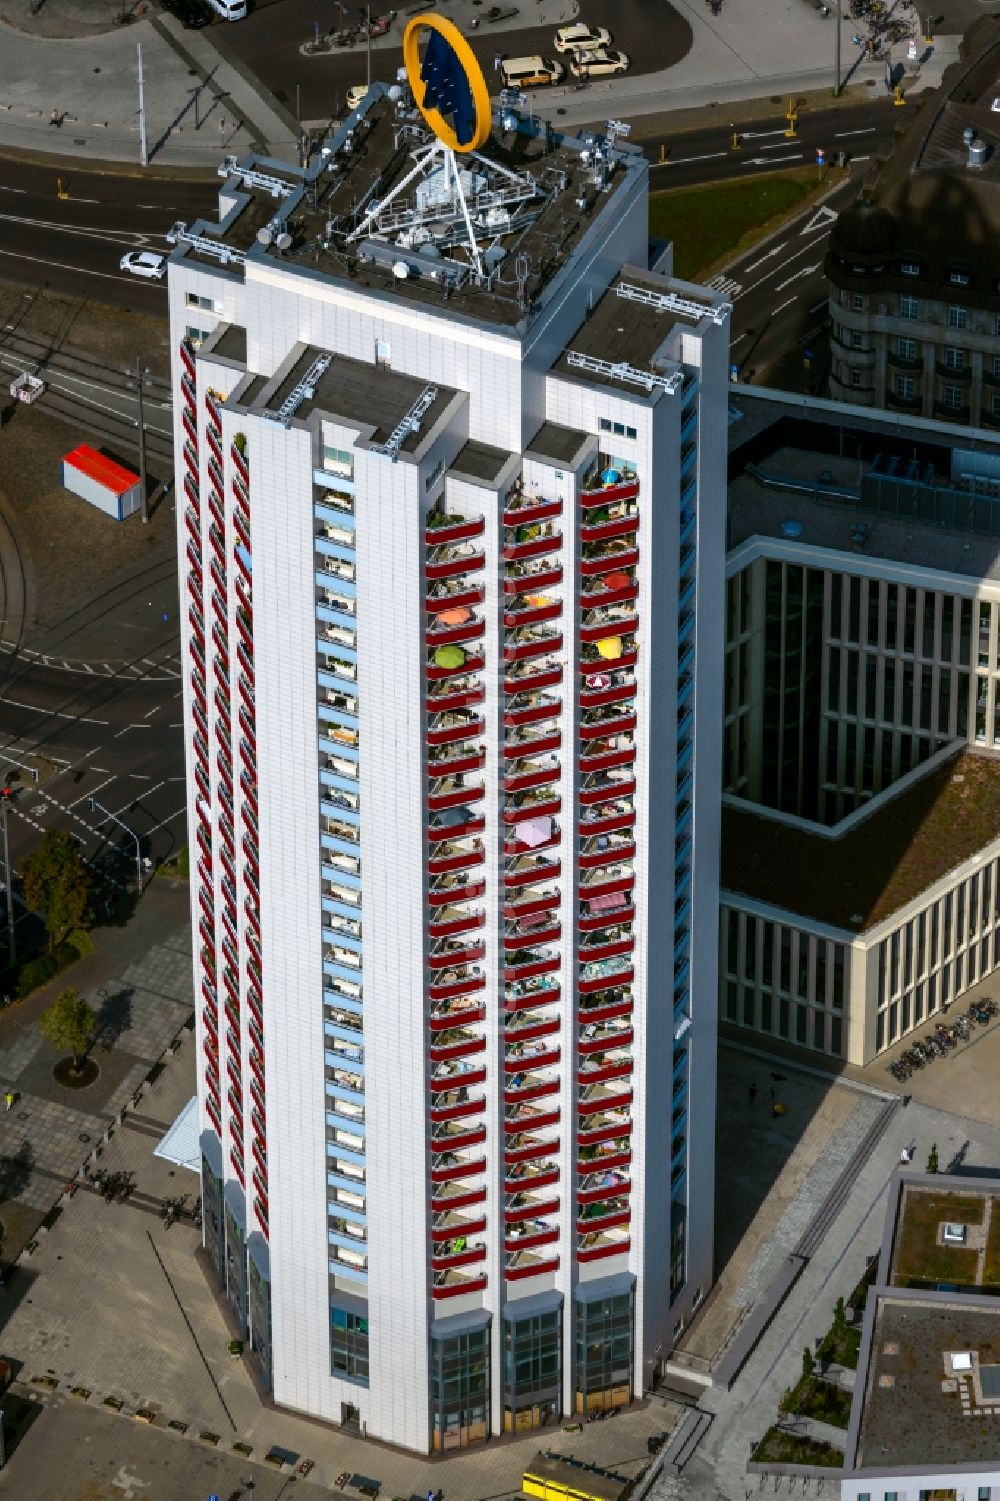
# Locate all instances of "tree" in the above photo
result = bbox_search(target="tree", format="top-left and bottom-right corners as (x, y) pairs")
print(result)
(802, 1346), (815, 1379)
(21, 829), (92, 952)
(927, 1142), (939, 1174)
(833, 1296), (847, 1335)
(38, 988), (96, 1073)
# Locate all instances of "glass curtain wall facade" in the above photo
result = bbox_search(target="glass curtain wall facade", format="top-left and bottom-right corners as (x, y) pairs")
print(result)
(501, 1304), (562, 1432)
(574, 1286), (634, 1414)
(719, 905), (848, 1060)
(430, 1324), (491, 1451)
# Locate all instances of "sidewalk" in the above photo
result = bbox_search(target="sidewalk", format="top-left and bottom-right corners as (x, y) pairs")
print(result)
(0, 11), (297, 169)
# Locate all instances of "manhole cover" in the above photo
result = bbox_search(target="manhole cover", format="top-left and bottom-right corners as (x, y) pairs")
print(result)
(16, 1112), (29, 1121)
(78, 1133), (91, 1143)
(73, 139), (87, 147)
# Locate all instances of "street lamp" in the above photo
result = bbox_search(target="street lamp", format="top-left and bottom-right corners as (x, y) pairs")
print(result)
(88, 798), (142, 897)
(1, 783), (16, 967)
(834, 0), (843, 96)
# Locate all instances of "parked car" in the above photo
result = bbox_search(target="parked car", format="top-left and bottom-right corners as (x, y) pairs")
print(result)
(204, 0), (247, 18)
(162, 0), (212, 24)
(120, 251), (167, 280)
(554, 23), (612, 52)
(569, 46), (630, 77)
(499, 55), (565, 88)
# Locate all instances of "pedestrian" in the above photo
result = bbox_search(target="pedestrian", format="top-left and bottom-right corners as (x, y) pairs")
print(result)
(900, 1147), (911, 1164)
(49, 110), (61, 128)
(748, 1081), (757, 1105)
(4, 1091), (14, 1111)
(427, 1490), (435, 1501)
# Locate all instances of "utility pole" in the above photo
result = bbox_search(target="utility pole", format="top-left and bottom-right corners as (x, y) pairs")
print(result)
(89, 797), (142, 897)
(834, 0), (842, 95)
(0, 789), (15, 969)
(137, 41), (148, 168)
(135, 356), (149, 524)
(365, 4), (372, 92)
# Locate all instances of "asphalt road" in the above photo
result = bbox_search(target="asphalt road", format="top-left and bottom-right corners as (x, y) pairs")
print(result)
(0, 158), (217, 311)
(211, 0), (694, 119)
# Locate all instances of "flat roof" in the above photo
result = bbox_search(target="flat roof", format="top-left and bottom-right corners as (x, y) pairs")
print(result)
(889, 1182), (1000, 1293)
(556, 269), (725, 392)
(722, 748), (1000, 932)
(526, 420), (592, 468)
(250, 345), (457, 450)
(856, 1296), (1000, 1470)
(449, 439), (512, 487)
(213, 323), (247, 366)
(174, 95), (644, 332)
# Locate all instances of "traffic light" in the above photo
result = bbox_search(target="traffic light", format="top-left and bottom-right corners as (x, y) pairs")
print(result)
(1, 787), (13, 800)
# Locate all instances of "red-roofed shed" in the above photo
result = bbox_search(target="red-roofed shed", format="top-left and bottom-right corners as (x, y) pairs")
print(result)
(61, 444), (142, 521)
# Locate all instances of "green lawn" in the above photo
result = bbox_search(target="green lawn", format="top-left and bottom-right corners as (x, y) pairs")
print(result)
(780, 1375), (852, 1429)
(753, 1427), (844, 1469)
(649, 173), (814, 281)
(982, 1200), (1000, 1287)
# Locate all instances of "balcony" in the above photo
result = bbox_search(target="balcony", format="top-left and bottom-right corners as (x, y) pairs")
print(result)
(505, 1249), (560, 1280)
(580, 511), (639, 545)
(579, 901), (634, 934)
(581, 641), (637, 673)
(577, 1203), (630, 1234)
(426, 583), (484, 614)
(577, 1114), (632, 1148)
(581, 543), (639, 578)
(505, 948), (560, 982)
(504, 791), (560, 826)
(504, 1160), (560, 1193)
(581, 611), (639, 645)
(431, 1060), (487, 1094)
(430, 907), (486, 941)
(581, 578), (638, 611)
(429, 1029), (487, 1061)
(580, 959), (634, 994)
(429, 746), (486, 778)
(505, 1072), (559, 1107)
(504, 1133), (560, 1166)
(425, 546), (486, 582)
(580, 675), (636, 710)
(503, 529), (561, 563)
(578, 1170), (631, 1205)
(428, 780), (485, 813)
(504, 597), (562, 629)
(503, 629), (562, 664)
(429, 877), (486, 908)
(504, 887), (560, 921)
(579, 1052), (634, 1089)
(579, 932), (634, 965)
(504, 727), (561, 760)
(504, 919), (561, 951)
(432, 1093), (486, 1125)
(504, 758), (560, 796)
(505, 854), (560, 889)
(505, 1101), (560, 1135)
(504, 659), (563, 696)
(505, 1040), (560, 1071)
(425, 513), (484, 546)
(580, 479), (639, 509)
(429, 1003), (487, 1035)
(504, 1011), (560, 1044)
(432, 1209), (488, 1243)
(580, 769), (636, 801)
(432, 1270), (488, 1299)
(578, 1232), (630, 1263)
(426, 614), (485, 649)
(431, 1181), (488, 1213)
(503, 491), (562, 526)
(933, 399), (970, 422)
(504, 978), (560, 1014)
(934, 359), (972, 382)
(430, 940), (486, 972)
(503, 693), (561, 729)
(426, 650), (484, 682)
(428, 840), (485, 877)
(428, 678), (485, 712)
(429, 970), (486, 1003)
(504, 1221), (558, 1253)
(579, 801), (635, 838)
(430, 1152), (487, 1184)
(503, 560), (563, 595)
(578, 1144), (631, 1176)
(580, 837), (635, 872)
(431, 1122), (487, 1153)
(429, 811), (484, 844)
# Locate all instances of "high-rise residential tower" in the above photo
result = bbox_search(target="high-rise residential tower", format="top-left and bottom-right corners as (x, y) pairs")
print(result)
(169, 67), (728, 1453)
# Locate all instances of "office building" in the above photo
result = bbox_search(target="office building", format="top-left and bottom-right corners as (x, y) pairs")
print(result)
(841, 1170), (1000, 1501)
(168, 79), (729, 1452)
(719, 389), (1000, 1065)
(826, 17), (1000, 426)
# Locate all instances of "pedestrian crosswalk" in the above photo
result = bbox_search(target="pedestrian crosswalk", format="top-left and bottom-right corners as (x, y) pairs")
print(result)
(706, 275), (743, 298)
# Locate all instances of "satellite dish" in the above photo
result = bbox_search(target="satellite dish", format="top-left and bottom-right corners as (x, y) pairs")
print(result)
(276, 232), (293, 251)
(392, 260), (410, 279)
(256, 226), (273, 246)
(388, 84), (403, 102)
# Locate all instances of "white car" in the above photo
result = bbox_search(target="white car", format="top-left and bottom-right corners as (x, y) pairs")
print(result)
(120, 251), (167, 280)
(569, 46), (630, 77)
(554, 23), (612, 53)
(205, 0), (247, 17)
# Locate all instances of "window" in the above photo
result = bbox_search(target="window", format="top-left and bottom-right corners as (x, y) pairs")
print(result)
(375, 339), (391, 367)
(575, 1290), (634, 1409)
(900, 262), (920, 277)
(944, 346), (965, 370)
(600, 418), (612, 432)
(851, 331), (866, 349)
(613, 422), (625, 436)
(502, 1308), (561, 1431)
(895, 375), (915, 401)
(185, 325), (212, 347)
(322, 445), (354, 478)
(424, 456), (445, 492)
(330, 1306), (369, 1384)
(897, 336), (917, 360)
(625, 426), (637, 439)
(850, 293), (864, 312)
(943, 384), (964, 410)
(431, 1325), (490, 1449)
(993, 355), (1000, 378)
(900, 295), (920, 319)
(992, 392), (1000, 418)
(186, 292), (219, 311)
(850, 369), (864, 388)
(948, 270), (970, 286)
(947, 305), (968, 328)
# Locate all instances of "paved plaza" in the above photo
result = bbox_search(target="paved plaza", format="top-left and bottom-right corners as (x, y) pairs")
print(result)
(0, 930), (193, 1264)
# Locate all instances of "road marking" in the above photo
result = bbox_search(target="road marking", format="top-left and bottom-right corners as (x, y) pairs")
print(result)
(745, 238), (831, 294)
(0, 185), (27, 194)
(744, 153), (803, 166)
(852, 155), (870, 162)
(0, 246), (161, 284)
(741, 127), (791, 139)
(771, 296), (798, 316)
(706, 274), (743, 297)
(834, 126), (877, 137)
(730, 331), (749, 346)
(657, 151), (728, 166)
(774, 262), (821, 291)
(68, 773), (115, 809)
(143, 704), (161, 718)
(145, 805), (187, 836)
(742, 241), (787, 273)
(119, 778), (165, 813)
(800, 205), (838, 235)
(129, 774), (152, 781)
(114, 722), (153, 739)
(0, 695), (108, 725)
(757, 141), (804, 152)
(809, 298), (829, 312)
